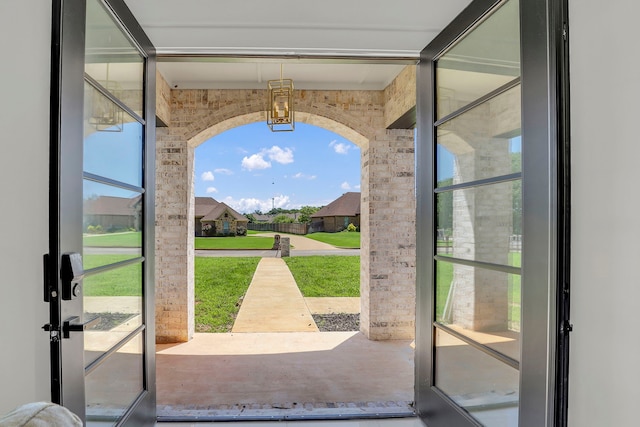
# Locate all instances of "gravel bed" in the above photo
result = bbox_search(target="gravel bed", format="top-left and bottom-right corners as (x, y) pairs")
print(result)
(312, 313), (359, 332)
(85, 312), (135, 330)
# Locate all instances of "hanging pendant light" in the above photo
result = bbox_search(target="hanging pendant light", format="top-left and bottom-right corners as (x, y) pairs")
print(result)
(267, 64), (295, 132)
(88, 63), (124, 132)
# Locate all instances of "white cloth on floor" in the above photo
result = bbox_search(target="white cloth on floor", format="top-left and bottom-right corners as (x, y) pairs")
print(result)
(0, 402), (82, 426)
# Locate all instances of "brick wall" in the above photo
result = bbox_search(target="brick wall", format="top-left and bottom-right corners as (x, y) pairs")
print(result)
(156, 78), (417, 342)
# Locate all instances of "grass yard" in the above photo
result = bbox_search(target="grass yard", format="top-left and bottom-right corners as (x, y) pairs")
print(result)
(82, 254), (142, 296)
(305, 231), (360, 249)
(195, 236), (274, 250)
(284, 255), (360, 297)
(83, 231), (141, 247)
(194, 257), (261, 332)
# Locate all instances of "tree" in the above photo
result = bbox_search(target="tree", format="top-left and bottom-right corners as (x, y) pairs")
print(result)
(297, 205), (320, 223)
(273, 214), (294, 224)
(245, 213), (257, 223)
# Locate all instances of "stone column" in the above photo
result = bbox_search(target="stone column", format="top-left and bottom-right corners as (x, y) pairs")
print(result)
(280, 237), (290, 257)
(154, 127), (194, 343)
(439, 97), (517, 332)
(360, 129), (416, 340)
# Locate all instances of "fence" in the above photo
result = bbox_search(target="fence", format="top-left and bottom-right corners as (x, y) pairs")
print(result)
(247, 222), (310, 235)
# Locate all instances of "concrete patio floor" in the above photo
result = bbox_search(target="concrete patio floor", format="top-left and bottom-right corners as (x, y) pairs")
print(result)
(156, 332), (415, 420)
(156, 234), (414, 420)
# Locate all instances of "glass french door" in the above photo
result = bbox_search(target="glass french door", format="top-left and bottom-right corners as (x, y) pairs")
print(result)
(48, 0), (156, 425)
(415, 0), (570, 426)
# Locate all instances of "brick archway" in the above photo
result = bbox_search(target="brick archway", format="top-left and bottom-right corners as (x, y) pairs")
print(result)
(155, 86), (416, 343)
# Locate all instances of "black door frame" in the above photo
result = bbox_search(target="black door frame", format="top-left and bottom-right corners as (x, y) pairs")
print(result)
(47, 0), (157, 424)
(414, 0), (571, 425)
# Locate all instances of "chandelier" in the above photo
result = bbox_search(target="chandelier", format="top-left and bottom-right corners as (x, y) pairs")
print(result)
(267, 64), (294, 132)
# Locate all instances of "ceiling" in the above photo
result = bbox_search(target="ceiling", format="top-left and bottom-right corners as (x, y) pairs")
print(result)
(122, 0), (473, 90)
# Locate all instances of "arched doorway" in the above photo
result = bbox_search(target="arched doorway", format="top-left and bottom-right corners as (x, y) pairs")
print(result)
(155, 87), (416, 343)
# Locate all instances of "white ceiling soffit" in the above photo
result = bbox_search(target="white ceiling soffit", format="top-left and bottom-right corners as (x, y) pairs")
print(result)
(124, 0), (472, 56)
(156, 62), (409, 90)
(123, 0), (473, 90)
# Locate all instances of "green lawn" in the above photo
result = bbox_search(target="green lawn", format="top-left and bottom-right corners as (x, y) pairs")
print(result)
(284, 255), (360, 297)
(194, 257), (261, 332)
(305, 231), (360, 248)
(82, 254), (142, 296)
(83, 232), (141, 247)
(195, 236), (274, 250)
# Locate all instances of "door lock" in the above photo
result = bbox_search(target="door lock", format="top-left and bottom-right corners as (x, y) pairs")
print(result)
(60, 253), (84, 300)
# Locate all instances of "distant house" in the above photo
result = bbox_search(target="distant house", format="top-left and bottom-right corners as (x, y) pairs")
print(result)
(194, 197), (249, 236)
(83, 195), (142, 232)
(311, 192), (360, 233)
(195, 197), (219, 236)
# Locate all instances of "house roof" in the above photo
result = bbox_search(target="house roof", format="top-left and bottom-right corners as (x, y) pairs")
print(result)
(311, 192), (361, 218)
(195, 196), (219, 217)
(201, 202), (248, 222)
(84, 195), (141, 216)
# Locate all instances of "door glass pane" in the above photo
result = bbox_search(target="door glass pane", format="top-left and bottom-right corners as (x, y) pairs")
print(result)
(436, 0), (520, 119)
(83, 180), (142, 269)
(435, 260), (521, 358)
(436, 85), (521, 186)
(84, 262), (142, 365)
(437, 181), (522, 267)
(85, 332), (144, 426)
(84, 83), (143, 186)
(435, 328), (519, 426)
(85, 0), (144, 117)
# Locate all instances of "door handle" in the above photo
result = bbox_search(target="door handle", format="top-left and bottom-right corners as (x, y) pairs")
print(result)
(62, 316), (101, 339)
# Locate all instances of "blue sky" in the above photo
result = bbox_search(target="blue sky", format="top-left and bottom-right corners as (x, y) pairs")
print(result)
(194, 122), (361, 213)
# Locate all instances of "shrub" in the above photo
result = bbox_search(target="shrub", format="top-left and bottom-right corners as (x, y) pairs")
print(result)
(347, 223), (357, 232)
(87, 225), (96, 233)
(236, 226), (247, 236)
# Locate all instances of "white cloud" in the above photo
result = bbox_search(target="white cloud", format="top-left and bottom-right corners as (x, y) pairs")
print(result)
(201, 171), (215, 181)
(330, 140), (351, 155)
(292, 172), (317, 180)
(222, 194), (293, 213)
(241, 145), (294, 171)
(214, 168), (233, 175)
(241, 153), (271, 171)
(206, 187), (218, 194)
(265, 146), (294, 164)
(355, 184), (361, 190)
(341, 181), (352, 190)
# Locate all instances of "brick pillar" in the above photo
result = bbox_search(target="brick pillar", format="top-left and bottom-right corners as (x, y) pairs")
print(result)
(360, 129), (416, 340)
(441, 101), (514, 332)
(155, 128), (194, 343)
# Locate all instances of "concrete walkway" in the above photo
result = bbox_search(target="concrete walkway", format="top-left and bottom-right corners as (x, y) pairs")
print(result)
(232, 258), (319, 333)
